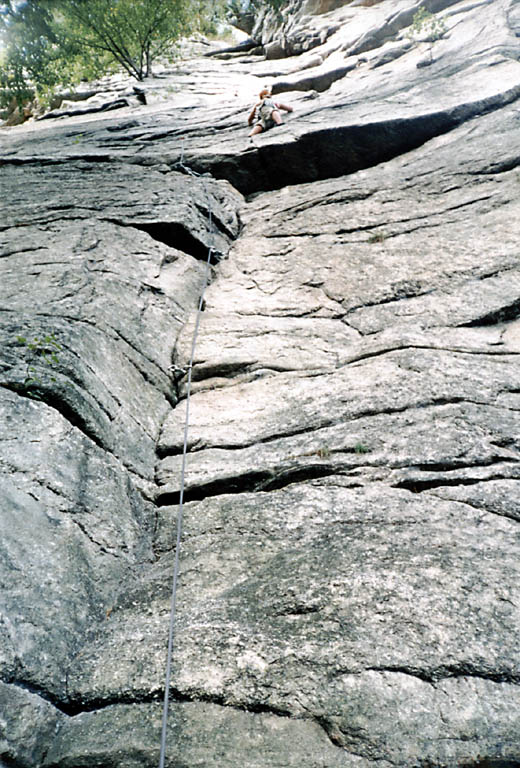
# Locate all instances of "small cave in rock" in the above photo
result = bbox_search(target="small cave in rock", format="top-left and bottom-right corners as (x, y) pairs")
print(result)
(130, 221), (219, 263)
(461, 298), (520, 327)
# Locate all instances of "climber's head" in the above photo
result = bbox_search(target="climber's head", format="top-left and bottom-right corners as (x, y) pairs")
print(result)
(259, 85), (272, 99)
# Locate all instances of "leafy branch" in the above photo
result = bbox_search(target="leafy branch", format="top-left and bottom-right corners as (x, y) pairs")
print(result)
(409, 7), (447, 64)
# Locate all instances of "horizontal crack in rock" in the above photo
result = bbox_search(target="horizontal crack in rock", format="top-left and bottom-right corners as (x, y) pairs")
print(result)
(40, 683), (298, 720)
(460, 297), (520, 327)
(160, 396), (475, 459)
(199, 87), (520, 195)
(155, 464), (338, 506)
(394, 472), (519, 494)
(366, 664), (520, 685)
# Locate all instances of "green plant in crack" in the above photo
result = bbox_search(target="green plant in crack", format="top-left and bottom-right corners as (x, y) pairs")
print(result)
(409, 8), (447, 64)
(16, 333), (63, 397)
(354, 442), (370, 454)
(368, 231), (386, 244)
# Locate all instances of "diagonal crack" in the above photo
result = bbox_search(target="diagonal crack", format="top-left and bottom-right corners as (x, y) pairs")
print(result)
(427, 489), (520, 524)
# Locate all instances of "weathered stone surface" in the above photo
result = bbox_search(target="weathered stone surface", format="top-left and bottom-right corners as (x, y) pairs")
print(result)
(3, 0), (519, 196)
(0, 388), (156, 701)
(43, 700), (371, 768)
(0, 682), (63, 767)
(39, 95), (133, 120)
(2, 0), (520, 765)
(0, 103), (243, 767)
(65, 484), (520, 765)
(0, 162), (242, 477)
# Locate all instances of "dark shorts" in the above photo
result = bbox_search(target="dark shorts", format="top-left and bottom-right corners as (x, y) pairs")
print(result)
(257, 114), (275, 130)
(257, 104), (276, 130)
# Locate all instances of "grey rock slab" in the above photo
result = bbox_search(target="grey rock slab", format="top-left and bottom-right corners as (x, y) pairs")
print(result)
(1, 316), (171, 479)
(201, 207), (518, 328)
(1, 0), (520, 764)
(272, 54), (358, 93)
(0, 219), (204, 380)
(148, 11), (520, 193)
(0, 682), (63, 768)
(200, 242), (346, 320)
(240, 99), (520, 236)
(426, 478), (520, 522)
(0, 161), (243, 478)
(65, 484), (520, 765)
(0, 59), (262, 172)
(174, 493), (519, 718)
(155, 400), (520, 502)
(176, 312), (361, 385)
(175, 321), (520, 399)
(347, 268), (520, 335)
(172, 104), (520, 407)
(159, 349), (520, 453)
(314, 674), (520, 765)
(256, 0), (416, 54)
(43, 701), (373, 768)
(1, 0), (518, 197)
(0, 163), (242, 260)
(0, 389), (155, 699)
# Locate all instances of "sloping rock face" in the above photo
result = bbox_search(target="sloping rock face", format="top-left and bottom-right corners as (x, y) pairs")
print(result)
(1, 0), (520, 766)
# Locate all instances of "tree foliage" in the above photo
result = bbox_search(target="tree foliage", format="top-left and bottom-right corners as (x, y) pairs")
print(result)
(1, 2), (77, 106)
(0, 0), (226, 109)
(409, 7), (447, 63)
(60, 0), (194, 80)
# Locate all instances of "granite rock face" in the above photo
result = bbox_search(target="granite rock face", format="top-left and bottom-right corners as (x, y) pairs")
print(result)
(1, 0), (520, 765)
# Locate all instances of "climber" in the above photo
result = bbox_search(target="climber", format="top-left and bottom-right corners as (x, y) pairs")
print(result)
(247, 86), (294, 137)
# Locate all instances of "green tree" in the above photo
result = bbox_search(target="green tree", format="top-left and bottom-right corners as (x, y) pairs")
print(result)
(0, 1), (89, 108)
(0, 0), (223, 109)
(191, 0), (227, 35)
(61, 0), (194, 80)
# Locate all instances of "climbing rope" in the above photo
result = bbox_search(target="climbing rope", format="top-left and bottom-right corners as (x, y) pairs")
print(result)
(158, 146), (216, 768)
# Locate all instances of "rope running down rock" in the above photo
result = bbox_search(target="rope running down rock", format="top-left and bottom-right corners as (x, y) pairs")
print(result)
(158, 147), (216, 768)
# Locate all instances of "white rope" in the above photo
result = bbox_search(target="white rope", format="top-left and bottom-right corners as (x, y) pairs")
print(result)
(158, 147), (216, 768)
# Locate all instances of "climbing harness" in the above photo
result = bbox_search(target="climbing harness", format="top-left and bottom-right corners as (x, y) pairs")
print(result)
(158, 147), (216, 768)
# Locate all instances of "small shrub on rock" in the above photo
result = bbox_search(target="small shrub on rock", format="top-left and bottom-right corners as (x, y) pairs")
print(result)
(409, 8), (447, 65)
